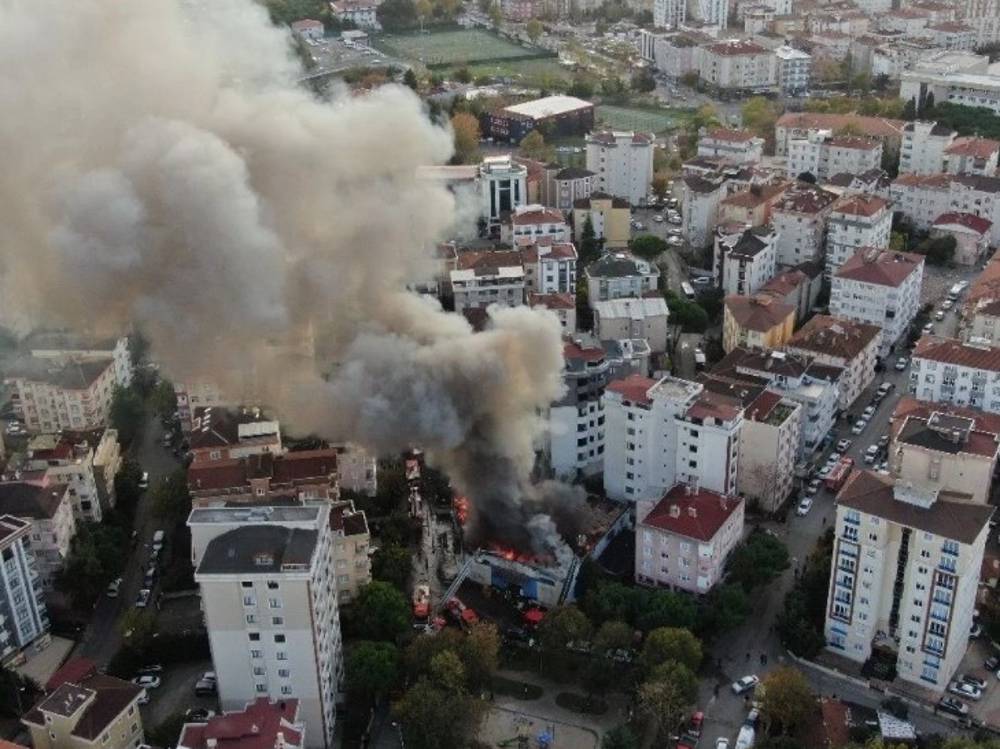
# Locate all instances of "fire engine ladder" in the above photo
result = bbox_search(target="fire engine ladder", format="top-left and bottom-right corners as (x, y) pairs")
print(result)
(557, 557), (580, 605)
(437, 554), (475, 612)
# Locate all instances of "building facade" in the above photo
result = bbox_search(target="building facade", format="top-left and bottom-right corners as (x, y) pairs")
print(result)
(771, 183), (838, 266)
(737, 392), (802, 512)
(548, 339), (611, 479)
(824, 195), (893, 279)
(585, 131), (655, 206)
(585, 253), (659, 303)
(911, 336), (1000, 413)
(723, 294), (797, 353)
(786, 315), (881, 410)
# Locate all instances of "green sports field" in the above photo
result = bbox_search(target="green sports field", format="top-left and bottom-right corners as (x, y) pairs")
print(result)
(595, 105), (690, 133)
(374, 29), (538, 67)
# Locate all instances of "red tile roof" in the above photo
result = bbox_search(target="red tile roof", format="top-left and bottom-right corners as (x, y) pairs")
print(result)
(563, 340), (605, 363)
(787, 315), (881, 360)
(606, 374), (656, 405)
(725, 294), (796, 332)
(640, 484), (743, 542)
(933, 211), (992, 235)
(893, 173), (953, 189)
(179, 698), (303, 749)
(945, 137), (1000, 160)
(777, 112), (905, 139)
(705, 128), (758, 143)
(835, 248), (923, 287)
(46, 658), (97, 692)
(914, 335), (1000, 373)
(24, 674), (142, 741)
(832, 194), (888, 218)
(745, 390), (783, 422)
(892, 395), (1000, 438)
(512, 208), (565, 225)
(686, 391), (741, 422)
(188, 450), (338, 493)
(705, 39), (769, 55)
(529, 292), (575, 309)
(828, 135), (880, 151)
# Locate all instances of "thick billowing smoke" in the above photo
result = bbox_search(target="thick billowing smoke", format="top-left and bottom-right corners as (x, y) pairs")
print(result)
(0, 0), (577, 552)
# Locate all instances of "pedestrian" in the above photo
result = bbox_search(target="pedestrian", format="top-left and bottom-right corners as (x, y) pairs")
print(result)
(822, 516), (826, 526)
(759, 653), (765, 665)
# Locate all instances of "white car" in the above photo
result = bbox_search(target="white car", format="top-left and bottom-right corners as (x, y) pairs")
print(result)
(653, 214), (664, 223)
(948, 680), (983, 700)
(139, 472), (149, 489)
(836, 439), (852, 452)
(715, 740), (730, 749)
(805, 480), (821, 496)
(668, 236), (684, 246)
(922, 322), (934, 335)
(796, 497), (813, 516)
(818, 464), (833, 478)
(851, 419), (867, 435)
(895, 357), (908, 371)
(132, 674), (161, 689)
(862, 405), (877, 419)
(731, 675), (759, 694)
(942, 299), (954, 310)
(864, 445), (879, 464)
(135, 588), (152, 609)
(106, 577), (123, 598)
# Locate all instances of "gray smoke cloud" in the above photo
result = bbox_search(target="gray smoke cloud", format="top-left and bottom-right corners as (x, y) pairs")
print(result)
(0, 0), (575, 552)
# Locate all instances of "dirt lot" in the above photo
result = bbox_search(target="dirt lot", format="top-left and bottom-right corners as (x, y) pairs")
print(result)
(477, 705), (599, 749)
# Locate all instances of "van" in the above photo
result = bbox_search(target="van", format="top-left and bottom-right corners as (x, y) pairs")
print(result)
(681, 282), (696, 300)
(152, 530), (165, 551)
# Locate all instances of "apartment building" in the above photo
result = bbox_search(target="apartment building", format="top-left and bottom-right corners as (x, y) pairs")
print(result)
(479, 156), (528, 233)
(930, 213), (992, 266)
(329, 0), (379, 29)
(639, 30), (707, 77)
(18, 434), (104, 522)
(635, 484), (745, 593)
(178, 698), (305, 749)
(771, 183), (838, 266)
(911, 336), (1000, 413)
(774, 45), (811, 95)
(653, 0), (687, 28)
(698, 40), (775, 95)
(603, 375), (742, 502)
(9, 358), (119, 434)
(775, 113), (906, 158)
(723, 294), (797, 353)
(697, 129), (765, 165)
(520, 242), (578, 295)
(592, 297), (670, 353)
(328, 501), (372, 602)
(503, 205), (571, 246)
(0, 515), (50, 660)
(450, 251), (525, 314)
(830, 249), (925, 356)
(889, 400), (1000, 504)
(710, 348), (842, 453)
(825, 168), (893, 201)
(737, 391), (802, 512)
(899, 121), (957, 176)
(585, 131), (655, 206)
(718, 183), (789, 228)
(715, 226), (778, 296)
(548, 339), (611, 479)
(24, 333), (132, 390)
(174, 382), (234, 433)
(943, 137), (1000, 177)
(195, 513), (342, 748)
(0, 482), (75, 590)
(824, 195), (893, 278)
(695, 0), (728, 27)
(825, 469), (991, 692)
(585, 253), (659, 303)
(530, 292), (577, 333)
(551, 167), (595, 211)
(900, 68), (1000, 117)
(787, 315), (880, 410)
(759, 265), (822, 324)
(787, 132), (883, 183)
(682, 174), (728, 249)
(188, 408), (282, 466)
(572, 193), (631, 248)
(188, 450), (339, 508)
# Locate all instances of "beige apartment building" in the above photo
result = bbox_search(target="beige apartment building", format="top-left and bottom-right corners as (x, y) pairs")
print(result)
(723, 294), (796, 353)
(786, 315), (880, 410)
(635, 484), (745, 594)
(9, 358), (119, 434)
(188, 450), (339, 508)
(329, 501), (371, 603)
(889, 398), (1000, 505)
(737, 391), (802, 512)
(23, 660), (144, 749)
(0, 482), (75, 590)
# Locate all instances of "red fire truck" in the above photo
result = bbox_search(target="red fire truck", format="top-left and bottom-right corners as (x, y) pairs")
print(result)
(825, 457), (855, 493)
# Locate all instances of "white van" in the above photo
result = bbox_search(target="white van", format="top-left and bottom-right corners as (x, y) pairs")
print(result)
(152, 530), (165, 551)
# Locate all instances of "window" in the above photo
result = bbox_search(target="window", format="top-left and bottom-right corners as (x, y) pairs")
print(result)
(250, 649), (263, 659)
(281, 685), (293, 695)
(278, 669), (290, 678)
(253, 666), (265, 676)
(272, 616), (284, 626)
(241, 581), (253, 588)
(274, 634), (286, 643)
(276, 651), (288, 660)
(255, 683), (267, 693)
(249, 632), (261, 642)
(267, 581), (279, 590)
(268, 598), (282, 609)
(246, 614), (257, 624)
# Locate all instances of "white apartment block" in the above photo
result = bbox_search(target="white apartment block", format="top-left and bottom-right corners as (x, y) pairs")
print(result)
(928, 22), (977, 51)
(603, 375), (742, 503)
(943, 137), (1000, 177)
(961, 0), (1000, 45)
(21, 434), (104, 522)
(592, 297), (670, 353)
(329, 0), (379, 29)
(771, 183), (838, 266)
(699, 40), (774, 94)
(0, 481), (76, 591)
(585, 252), (659, 303)
(585, 131), (655, 207)
(503, 205), (571, 246)
(195, 512), (342, 749)
(695, 0), (729, 29)
(717, 226), (778, 296)
(737, 392), (801, 512)
(639, 31), (704, 78)
(635, 485), (745, 593)
(0, 515), (50, 659)
(831, 249), (924, 356)
(900, 69), (1000, 117)
(824, 194), (893, 278)
(899, 121), (957, 176)
(653, 0), (686, 28)
(451, 262), (525, 315)
(890, 173), (1000, 245)
(697, 129), (765, 165)
(521, 243), (578, 295)
(10, 358), (119, 434)
(826, 470), (990, 692)
(548, 339), (611, 479)
(786, 131), (883, 183)
(480, 156), (528, 233)
(682, 174), (727, 249)
(787, 315), (881, 410)
(775, 113), (906, 159)
(911, 337), (1000, 413)
(774, 45), (811, 95)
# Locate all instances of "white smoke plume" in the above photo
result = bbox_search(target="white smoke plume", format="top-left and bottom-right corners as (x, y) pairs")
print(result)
(0, 0), (575, 552)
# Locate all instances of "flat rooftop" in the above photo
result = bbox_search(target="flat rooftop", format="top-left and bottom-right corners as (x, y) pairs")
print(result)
(187, 505), (322, 525)
(502, 95), (594, 120)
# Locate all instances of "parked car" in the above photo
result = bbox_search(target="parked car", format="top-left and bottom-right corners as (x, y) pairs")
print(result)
(864, 445), (879, 464)
(922, 322), (934, 335)
(878, 435), (890, 449)
(818, 464), (833, 478)
(195, 673), (218, 696)
(138, 664), (163, 674)
(152, 529), (165, 552)
(862, 405), (877, 419)
(852, 419), (867, 435)
(938, 697), (969, 716)
(796, 497), (813, 516)
(961, 674), (988, 691)
(836, 439), (852, 452)
(731, 675), (759, 695)
(948, 680), (983, 700)
(985, 655), (1000, 671)
(943, 299), (954, 310)
(135, 588), (151, 608)
(139, 472), (149, 490)
(185, 708), (216, 722)
(132, 675), (161, 689)
(805, 480), (821, 496)
(106, 577), (123, 598)
(935, 310), (946, 321)
(877, 382), (894, 396)
(715, 740), (729, 749)
(971, 622), (983, 638)
(895, 357), (908, 371)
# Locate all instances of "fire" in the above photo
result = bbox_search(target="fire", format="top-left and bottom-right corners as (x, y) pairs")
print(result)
(486, 542), (549, 566)
(452, 495), (469, 525)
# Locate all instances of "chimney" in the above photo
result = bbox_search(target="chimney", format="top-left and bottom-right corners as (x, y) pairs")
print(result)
(684, 484), (692, 496)
(207, 741), (218, 749)
(669, 504), (681, 518)
(687, 506), (697, 518)
(276, 733), (286, 749)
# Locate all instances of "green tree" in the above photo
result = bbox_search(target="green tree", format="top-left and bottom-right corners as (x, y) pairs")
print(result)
(726, 531), (790, 592)
(56, 522), (128, 609)
(640, 627), (702, 673)
(450, 112), (481, 164)
(579, 215), (601, 264)
(526, 18), (543, 43)
(393, 682), (485, 749)
(537, 606), (591, 659)
(403, 68), (419, 90)
(429, 650), (466, 693)
(651, 172), (671, 201)
(109, 385), (144, 447)
(697, 583), (750, 637)
(150, 379), (177, 421)
(740, 97), (780, 152)
(636, 590), (697, 632)
(638, 669), (693, 740)
(346, 641), (399, 701)
(453, 67), (473, 84)
(631, 68), (656, 93)
(663, 290), (709, 333)
(759, 666), (815, 736)
(403, 628), (465, 681)
(630, 234), (668, 261)
(519, 129), (553, 162)
(371, 542), (412, 590)
(594, 620), (633, 653)
(460, 622), (501, 690)
(901, 97), (917, 121)
(354, 581), (410, 642)
(568, 76), (595, 98)
(488, 1), (502, 25)
(602, 725), (639, 749)
(377, 0), (419, 30)
(150, 469), (192, 525)
(582, 581), (636, 624)
(648, 660), (698, 704)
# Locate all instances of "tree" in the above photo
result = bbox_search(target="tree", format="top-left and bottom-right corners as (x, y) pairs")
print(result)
(346, 641), (398, 701)
(377, 0), (419, 30)
(740, 97), (780, 152)
(636, 590), (697, 632)
(680, 71), (699, 88)
(594, 620), (633, 653)
(640, 627), (702, 673)
(415, 0), (433, 24)
(460, 622), (501, 689)
(630, 234), (668, 261)
(760, 667), (815, 736)
(902, 97), (917, 121)
(57, 522), (128, 610)
(453, 67), (473, 84)
(914, 234), (956, 266)
(371, 542), (412, 590)
(403, 68), (419, 90)
(602, 725), (639, 749)
(526, 18), (543, 43)
(582, 581), (636, 624)
(429, 650), (466, 693)
(394, 682), (485, 749)
(697, 583), (749, 637)
(920, 91), (936, 118)
(651, 172), (671, 201)
(450, 112), (481, 165)
(354, 581), (410, 642)
(638, 672), (692, 740)
(726, 531), (790, 592)
(150, 379), (177, 421)
(664, 291), (709, 333)
(568, 76), (595, 99)
(488, 1), (502, 26)
(797, 171), (817, 184)
(537, 606), (591, 659)
(403, 628), (465, 682)
(631, 68), (656, 93)
(648, 660), (698, 704)
(576, 272), (594, 331)
(579, 215), (601, 264)
(519, 129), (552, 162)
(109, 385), (144, 447)
(0, 665), (39, 719)
(151, 469), (192, 526)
